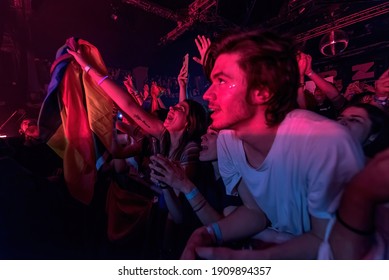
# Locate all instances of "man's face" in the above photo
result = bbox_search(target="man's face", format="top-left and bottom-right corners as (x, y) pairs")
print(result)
(203, 53), (255, 131)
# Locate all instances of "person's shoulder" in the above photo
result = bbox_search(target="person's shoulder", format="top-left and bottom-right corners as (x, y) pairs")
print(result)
(286, 109), (343, 130)
(286, 108), (330, 121)
(284, 109), (360, 148)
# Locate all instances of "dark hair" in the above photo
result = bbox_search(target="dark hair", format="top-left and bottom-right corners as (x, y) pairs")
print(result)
(344, 103), (389, 157)
(161, 99), (208, 161)
(204, 29), (299, 127)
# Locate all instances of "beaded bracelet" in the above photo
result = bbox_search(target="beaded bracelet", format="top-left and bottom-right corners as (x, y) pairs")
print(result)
(336, 211), (374, 236)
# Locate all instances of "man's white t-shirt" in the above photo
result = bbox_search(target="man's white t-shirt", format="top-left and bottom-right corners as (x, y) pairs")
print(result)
(217, 109), (365, 237)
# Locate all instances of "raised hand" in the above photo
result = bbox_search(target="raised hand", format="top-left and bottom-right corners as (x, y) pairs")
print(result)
(193, 35), (211, 66)
(375, 68), (389, 97)
(178, 53), (189, 87)
(67, 47), (89, 69)
(150, 81), (164, 99)
(303, 52), (313, 76)
(123, 74), (136, 91)
(344, 81), (364, 100)
(296, 51), (307, 76)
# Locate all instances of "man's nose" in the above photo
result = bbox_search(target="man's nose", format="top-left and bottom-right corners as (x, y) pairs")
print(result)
(203, 87), (214, 101)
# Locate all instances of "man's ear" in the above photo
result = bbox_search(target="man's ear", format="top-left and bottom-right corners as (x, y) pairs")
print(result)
(251, 88), (271, 104)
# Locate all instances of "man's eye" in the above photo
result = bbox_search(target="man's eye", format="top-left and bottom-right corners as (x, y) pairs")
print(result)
(218, 78), (226, 85)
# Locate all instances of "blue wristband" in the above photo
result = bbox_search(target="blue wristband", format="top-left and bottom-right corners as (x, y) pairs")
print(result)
(185, 187), (199, 200)
(211, 222), (223, 245)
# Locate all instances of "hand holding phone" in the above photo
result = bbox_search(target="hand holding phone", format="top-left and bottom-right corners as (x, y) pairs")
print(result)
(180, 53), (189, 79)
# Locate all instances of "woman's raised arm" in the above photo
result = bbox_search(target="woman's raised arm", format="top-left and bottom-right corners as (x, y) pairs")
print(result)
(67, 48), (165, 139)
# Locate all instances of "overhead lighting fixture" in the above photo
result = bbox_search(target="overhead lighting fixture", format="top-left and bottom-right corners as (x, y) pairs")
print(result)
(319, 29), (349, 56)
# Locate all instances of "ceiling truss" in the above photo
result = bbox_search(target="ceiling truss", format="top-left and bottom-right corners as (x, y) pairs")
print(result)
(123, 1), (389, 45)
(122, 0), (216, 44)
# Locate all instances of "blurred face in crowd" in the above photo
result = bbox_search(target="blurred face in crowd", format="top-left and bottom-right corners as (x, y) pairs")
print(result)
(20, 119), (38, 135)
(337, 106), (372, 144)
(313, 88), (327, 105)
(203, 53), (256, 131)
(199, 127), (218, 161)
(334, 79), (343, 93)
(163, 101), (189, 133)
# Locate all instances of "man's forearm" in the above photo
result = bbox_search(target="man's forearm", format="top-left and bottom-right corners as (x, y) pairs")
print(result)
(217, 205), (268, 242)
(241, 232), (321, 259)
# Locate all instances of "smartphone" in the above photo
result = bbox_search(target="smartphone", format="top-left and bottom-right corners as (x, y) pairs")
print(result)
(181, 53), (189, 78)
(183, 53), (189, 68)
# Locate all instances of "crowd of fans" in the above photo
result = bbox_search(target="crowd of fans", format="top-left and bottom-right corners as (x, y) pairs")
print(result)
(1, 30), (389, 260)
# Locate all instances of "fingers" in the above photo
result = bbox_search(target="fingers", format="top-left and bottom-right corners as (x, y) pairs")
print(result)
(198, 35), (210, 48)
(67, 47), (82, 55)
(194, 37), (202, 51)
(150, 171), (164, 184)
(66, 48), (77, 56)
(196, 247), (237, 260)
(195, 35), (211, 51)
(150, 155), (172, 171)
(180, 245), (197, 260)
(306, 54), (312, 65)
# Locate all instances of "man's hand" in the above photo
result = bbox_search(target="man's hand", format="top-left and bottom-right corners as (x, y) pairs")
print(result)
(180, 226), (215, 259)
(195, 246), (249, 260)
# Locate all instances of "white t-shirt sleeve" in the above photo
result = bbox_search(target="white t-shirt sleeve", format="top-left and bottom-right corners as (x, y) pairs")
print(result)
(306, 125), (365, 219)
(217, 130), (241, 196)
